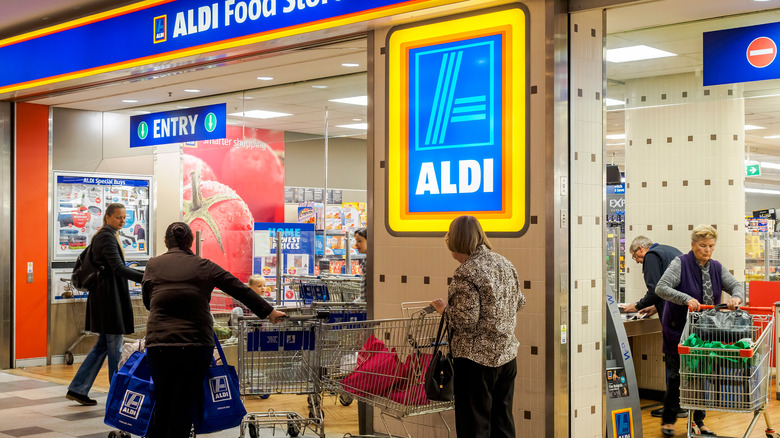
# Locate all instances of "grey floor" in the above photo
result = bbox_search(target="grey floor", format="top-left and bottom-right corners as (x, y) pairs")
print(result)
(0, 371), (338, 438)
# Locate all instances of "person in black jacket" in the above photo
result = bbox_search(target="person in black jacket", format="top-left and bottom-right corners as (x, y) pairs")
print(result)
(66, 203), (144, 406)
(142, 222), (286, 438)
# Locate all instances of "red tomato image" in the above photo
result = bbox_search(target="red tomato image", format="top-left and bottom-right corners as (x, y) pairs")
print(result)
(72, 206), (90, 228)
(183, 170), (254, 282)
(183, 154), (217, 188)
(220, 144), (284, 223)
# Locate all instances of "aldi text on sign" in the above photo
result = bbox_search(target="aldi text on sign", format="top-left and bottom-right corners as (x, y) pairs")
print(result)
(386, 5), (528, 235)
(130, 104), (226, 147)
(704, 21), (780, 86)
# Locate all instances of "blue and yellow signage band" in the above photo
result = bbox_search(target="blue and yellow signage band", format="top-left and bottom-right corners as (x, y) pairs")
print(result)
(386, 5), (529, 235)
(0, 0), (465, 95)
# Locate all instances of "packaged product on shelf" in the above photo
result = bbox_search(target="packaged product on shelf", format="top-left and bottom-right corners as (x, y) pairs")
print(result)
(297, 202), (324, 229)
(325, 206), (343, 230)
(342, 202), (367, 229)
(329, 260), (346, 274)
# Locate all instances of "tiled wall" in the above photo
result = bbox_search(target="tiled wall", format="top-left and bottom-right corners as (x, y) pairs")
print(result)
(624, 73), (746, 304)
(569, 10), (606, 438)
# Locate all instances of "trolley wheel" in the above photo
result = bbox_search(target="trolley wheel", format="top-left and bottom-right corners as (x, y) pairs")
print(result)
(766, 432), (779, 438)
(286, 414), (301, 437)
(248, 423), (258, 438)
(339, 393), (353, 406)
(260, 394), (270, 400)
(65, 351), (74, 365)
(309, 408), (324, 420)
(307, 393), (321, 408)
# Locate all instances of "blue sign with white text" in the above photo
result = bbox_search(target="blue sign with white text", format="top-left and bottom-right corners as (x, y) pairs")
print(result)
(408, 33), (503, 213)
(704, 21), (780, 86)
(130, 103), (226, 147)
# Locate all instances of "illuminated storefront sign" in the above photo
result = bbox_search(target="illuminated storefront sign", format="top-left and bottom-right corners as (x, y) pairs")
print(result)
(130, 103), (226, 147)
(386, 5), (528, 235)
(0, 0), (464, 94)
(704, 21), (780, 86)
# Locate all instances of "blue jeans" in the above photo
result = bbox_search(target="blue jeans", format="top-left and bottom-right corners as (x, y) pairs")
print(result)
(68, 333), (123, 396)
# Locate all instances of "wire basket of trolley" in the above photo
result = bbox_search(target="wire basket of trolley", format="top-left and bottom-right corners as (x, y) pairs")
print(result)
(318, 306), (454, 438)
(284, 274), (364, 306)
(678, 304), (778, 438)
(238, 312), (329, 438)
(58, 278), (93, 365)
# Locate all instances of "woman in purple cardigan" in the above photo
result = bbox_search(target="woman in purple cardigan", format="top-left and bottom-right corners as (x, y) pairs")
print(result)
(655, 224), (743, 437)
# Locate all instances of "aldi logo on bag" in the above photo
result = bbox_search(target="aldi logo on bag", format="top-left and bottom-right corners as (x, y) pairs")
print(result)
(119, 391), (145, 419)
(209, 376), (231, 402)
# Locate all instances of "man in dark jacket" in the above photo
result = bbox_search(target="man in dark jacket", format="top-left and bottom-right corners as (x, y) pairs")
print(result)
(66, 203), (144, 406)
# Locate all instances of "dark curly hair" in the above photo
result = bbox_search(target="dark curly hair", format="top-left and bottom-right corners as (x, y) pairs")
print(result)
(164, 222), (194, 253)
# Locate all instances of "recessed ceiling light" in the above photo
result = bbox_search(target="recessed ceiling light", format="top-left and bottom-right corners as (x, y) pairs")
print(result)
(184, 89), (201, 93)
(606, 45), (677, 63)
(342, 63), (360, 67)
(745, 125), (765, 130)
(256, 76), (273, 81)
(329, 96), (368, 106)
(606, 142), (625, 146)
(337, 123), (368, 130)
(760, 161), (780, 169)
(763, 135), (780, 139)
(229, 110), (291, 119)
(352, 118), (363, 122)
(746, 188), (780, 195)
(312, 85), (328, 89)
(606, 133), (626, 140)
(238, 96), (254, 100)
(122, 99), (138, 103)
(754, 0), (772, 2)
(176, 106), (190, 109)
(605, 98), (625, 106)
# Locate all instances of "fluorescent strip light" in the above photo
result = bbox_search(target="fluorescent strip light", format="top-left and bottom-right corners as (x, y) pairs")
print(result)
(760, 162), (780, 170)
(256, 76), (273, 81)
(312, 85), (328, 89)
(229, 110), (291, 119)
(606, 142), (625, 146)
(746, 188), (780, 195)
(605, 98), (625, 106)
(122, 99), (138, 103)
(745, 125), (765, 131)
(329, 96), (368, 106)
(184, 89), (201, 93)
(342, 63), (360, 67)
(606, 133), (626, 140)
(336, 123), (368, 130)
(763, 135), (780, 139)
(606, 45), (677, 63)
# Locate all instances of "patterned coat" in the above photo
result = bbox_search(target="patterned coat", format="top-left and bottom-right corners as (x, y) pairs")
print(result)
(443, 245), (525, 367)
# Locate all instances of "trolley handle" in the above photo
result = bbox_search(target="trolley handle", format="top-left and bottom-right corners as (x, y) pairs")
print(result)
(698, 304), (773, 312)
(282, 311), (331, 322)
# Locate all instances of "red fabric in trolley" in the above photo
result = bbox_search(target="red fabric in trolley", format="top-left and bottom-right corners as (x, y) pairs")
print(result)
(342, 335), (403, 397)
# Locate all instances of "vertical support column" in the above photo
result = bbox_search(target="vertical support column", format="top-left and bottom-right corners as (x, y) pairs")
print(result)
(624, 73), (745, 303)
(153, 144), (183, 256)
(0, 102), (10, 368)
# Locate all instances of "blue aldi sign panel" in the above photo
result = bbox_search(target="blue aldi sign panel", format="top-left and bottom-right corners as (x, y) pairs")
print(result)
(704, 21), (780, 86)
(387, 5), (528, 235)
(130, 103), (226, 148)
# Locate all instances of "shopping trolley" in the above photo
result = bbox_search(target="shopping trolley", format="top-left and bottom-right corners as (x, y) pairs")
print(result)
(60, 278), (93, 365)
(284, 274), (363, 305)
(678, 305), (779, 438)
(318, 306), (454, 438)
(238, 313), (329, 438)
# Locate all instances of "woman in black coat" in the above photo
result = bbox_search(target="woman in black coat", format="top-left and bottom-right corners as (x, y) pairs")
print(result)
(66, 203), (144, 406)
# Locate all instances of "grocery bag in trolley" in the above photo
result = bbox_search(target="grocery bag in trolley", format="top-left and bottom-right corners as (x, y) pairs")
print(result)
(691, 304), (754, 343)
(104, 351), (155, 436)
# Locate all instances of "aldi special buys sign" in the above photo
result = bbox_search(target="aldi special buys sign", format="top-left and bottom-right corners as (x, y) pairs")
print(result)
(0, 0), (465, 94)
(130, 103), (226, 147)
(386, 5), (529, 236)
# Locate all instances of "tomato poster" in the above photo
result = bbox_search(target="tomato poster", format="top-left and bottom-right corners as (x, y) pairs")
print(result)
(253, 222), (315, 305)
(183, 125), (285, 282)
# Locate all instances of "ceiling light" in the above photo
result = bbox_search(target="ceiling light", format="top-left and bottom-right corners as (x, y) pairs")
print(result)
(122, 99), (138, 103)
(606, 133), (626, 140)
(337, 123), (368, 130)
(229, 110), (291, 119)
(352, 118), (363, 122)
(184, 89), (201, 93)
(605, 98), (625, 106)
(342, 63), (360, 67)
(760, 161), (780, 170)
(745, 125), (766, 131)
(606, 45), (677, 63)
(237, 96), (254, 100)
(329, 96), (368, 106)
(606, 142), (625, 146)
(746, 188), (780, 195)
(312, 85), (328, 89)
(763, 135), (780, 139)
(256, 76), (273, 81)
(176, 106), (190, 109)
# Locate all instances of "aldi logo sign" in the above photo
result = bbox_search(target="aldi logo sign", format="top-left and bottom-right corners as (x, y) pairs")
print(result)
(153, 15), (167, 43)
(387, 5), (528, 235)
(119, 391), (145, 419)
(209, 376), (231, 402)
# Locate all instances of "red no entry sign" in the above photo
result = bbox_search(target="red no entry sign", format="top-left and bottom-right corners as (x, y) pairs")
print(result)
(747, 36), (777, 68)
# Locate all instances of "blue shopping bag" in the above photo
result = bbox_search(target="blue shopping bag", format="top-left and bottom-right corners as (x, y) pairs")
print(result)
(104, 350), (155, 436)
(196, 334), (247, 434)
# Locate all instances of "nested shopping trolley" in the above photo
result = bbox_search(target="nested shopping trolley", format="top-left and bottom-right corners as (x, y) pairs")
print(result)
(318, 307), (454, 438)
(678, 305), (778, 438)
(285, 274), (364, 304)
(237, 314), (328, 438)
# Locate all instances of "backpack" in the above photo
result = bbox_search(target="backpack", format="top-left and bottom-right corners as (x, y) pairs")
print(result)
(71, 244), (103, 291)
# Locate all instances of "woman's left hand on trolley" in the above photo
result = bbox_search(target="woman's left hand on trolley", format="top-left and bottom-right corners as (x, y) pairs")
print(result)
(726, 296), (742, 311)
(430, 298), (447, 315)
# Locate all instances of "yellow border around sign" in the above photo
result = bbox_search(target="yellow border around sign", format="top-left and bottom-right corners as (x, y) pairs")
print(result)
(610, 407), (635, 438)
(0, 0), (464, 95)
(386, 6), (527, 235)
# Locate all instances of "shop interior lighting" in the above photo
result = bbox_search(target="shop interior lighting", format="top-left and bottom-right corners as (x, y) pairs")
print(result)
(746, 188), (780, 195)
(606, 142), (625, 146)
(256, 76), (274, 80)
(352, 118), (363, 122)
(329, 96), (368, 106)
(606, 133), (626, 140)
(759, 162), (780, 170)
(184, 89), (201, 93)
(337, 123), (368, 130)
(229, 110), (291, 119)
(342, 63), (360, 67)
(745, 125), (765, 130)
(763, 135), (780, 139)
(606, 45), (677, 63)
(122, 99), (138, 103)
(605, 98), (625, 106)
(312, 85), (328, 89)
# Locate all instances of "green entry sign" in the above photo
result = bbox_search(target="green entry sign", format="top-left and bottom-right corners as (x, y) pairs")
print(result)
(746, 164), (761, 177)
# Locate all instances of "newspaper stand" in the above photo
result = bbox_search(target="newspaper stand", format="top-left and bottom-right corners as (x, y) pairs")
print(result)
(238, 314), (328, 438)
(678, 305), (779, 438)
(318, 307), (454, 438)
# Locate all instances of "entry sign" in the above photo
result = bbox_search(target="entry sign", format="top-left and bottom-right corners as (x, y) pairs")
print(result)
(704, 22), (780, 86)
(746, 163), (761, 177)
(130, 103), (226, 148)
(386, 5), (528, 235)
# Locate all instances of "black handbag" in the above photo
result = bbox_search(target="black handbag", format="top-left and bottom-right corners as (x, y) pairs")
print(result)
(692, 304), (753, 342)
(424, 315), (454, 402)
(71, 244), (103, 291)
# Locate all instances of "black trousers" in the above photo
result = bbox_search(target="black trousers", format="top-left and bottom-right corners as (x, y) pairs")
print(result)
(453, 357), (517, 438)
(146, 346), (213, 438)
(663, 353), (705, 426)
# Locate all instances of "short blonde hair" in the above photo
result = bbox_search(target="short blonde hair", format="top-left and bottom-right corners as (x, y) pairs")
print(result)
(691, 224), (718, 243)
(248, 274), (266, 287)
(446, 215), (491, 255)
